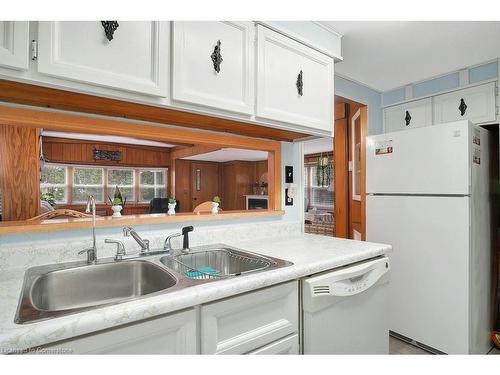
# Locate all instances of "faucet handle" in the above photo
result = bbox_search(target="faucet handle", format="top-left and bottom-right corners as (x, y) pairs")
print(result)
(78, 247), (96, 263)
(105, 239), (126, 260)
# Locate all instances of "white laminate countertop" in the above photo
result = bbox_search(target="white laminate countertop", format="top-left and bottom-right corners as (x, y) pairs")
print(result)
(0, 234), (391, 351)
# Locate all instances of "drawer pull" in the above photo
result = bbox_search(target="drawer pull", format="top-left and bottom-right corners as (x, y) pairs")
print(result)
(101, 21), (119, 42)
(459, 98), (467, 116)
(211, 40), (223, 73)
(296, 70), (303, 96)
(405, 110), (411, 126)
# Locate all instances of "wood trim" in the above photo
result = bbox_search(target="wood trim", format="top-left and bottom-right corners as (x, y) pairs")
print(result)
(334, 116), (349, 238)
(0, 210), (285, 235)
(359, 106), (368, 241)
(0, 79), (308, 142)
(170, 145), (221, 160)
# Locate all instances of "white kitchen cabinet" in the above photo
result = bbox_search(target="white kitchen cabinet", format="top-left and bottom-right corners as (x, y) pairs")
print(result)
(200, 281), (298, 354)
(37, 21), (168, 96)
(247, 334), (299, 354)
(43, 309), (197, 354)
(433, 82), (497, 124)
(256, 26), (334, 134)
(384, 98), (432, 133)
(0, 21), (29, 71)
(172, 21), (254, 115)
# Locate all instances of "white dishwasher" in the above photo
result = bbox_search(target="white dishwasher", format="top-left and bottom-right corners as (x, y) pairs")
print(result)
(302, 256), (390, 354)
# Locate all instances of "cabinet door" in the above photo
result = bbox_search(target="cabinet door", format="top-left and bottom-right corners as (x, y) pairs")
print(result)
(384, 98), (432, 133)
(256, 26), (334, 134)
(433, 82), (497, 124)
(42, 309), (197, 354)
(37, 21), (168, 96)
(247, 334), (299, 354)
(0, 21), (29, 70)
(172, 21), (254, 115)
(200, 281), (298, 354)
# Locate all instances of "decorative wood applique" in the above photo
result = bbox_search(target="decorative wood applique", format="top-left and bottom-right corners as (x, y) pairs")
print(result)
(211, 40), (223, 73)
(405, 110), (412, 126)
(101, 21), (119, 41)
(296, 70), (303, 96)
(93, 148), (122, 161)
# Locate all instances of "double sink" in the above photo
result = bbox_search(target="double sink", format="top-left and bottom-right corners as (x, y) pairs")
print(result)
(15, 245), (292, 324)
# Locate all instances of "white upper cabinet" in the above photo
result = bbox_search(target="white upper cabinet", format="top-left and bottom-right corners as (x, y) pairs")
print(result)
(384, 98), (432, 133)
(256, 26), (334, 134)
(433, 82), (497, 124)
(0, 21), (29, 71)
(172, 21), (254, 115)
(37, 21), (168, 96)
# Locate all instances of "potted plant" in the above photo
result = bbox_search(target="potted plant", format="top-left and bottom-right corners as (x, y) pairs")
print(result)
(259, 181), (268, 195)
(111, 197), (123, 218)
(167, 197), (177, 215)
(212, 196), (221, 214)
(108, 186), (127, 215)
(40, 192), (58, 209)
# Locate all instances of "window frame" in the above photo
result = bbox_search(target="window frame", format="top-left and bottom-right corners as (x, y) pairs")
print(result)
(72, 165), (105, 204)
(138, 168), (167, 203)
(107, 167), (136, 202)
(40, 163), (69, 204)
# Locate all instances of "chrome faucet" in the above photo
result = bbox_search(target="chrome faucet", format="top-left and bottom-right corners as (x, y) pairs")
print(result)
(78, 195), (97, 264)
(123, 226), (150, 253)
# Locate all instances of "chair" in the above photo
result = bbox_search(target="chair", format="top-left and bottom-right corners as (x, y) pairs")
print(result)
(193, 201), (222, 214)
(149, 198), (169, 214)
(27, 209), (94, 221)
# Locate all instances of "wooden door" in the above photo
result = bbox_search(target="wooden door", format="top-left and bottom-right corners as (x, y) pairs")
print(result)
(334, 103), (349, 238)
(191, 162), (220, 210)
(348, 106), (367, 240)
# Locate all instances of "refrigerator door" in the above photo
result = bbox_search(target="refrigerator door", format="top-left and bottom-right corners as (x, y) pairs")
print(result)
(366, 120), (471, 195)
(366, 194), (470, 354)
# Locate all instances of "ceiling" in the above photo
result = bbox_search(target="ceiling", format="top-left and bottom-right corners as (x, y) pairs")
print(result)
(41, 131), (176, 148)
(303, 137), (333, 155)
(324, 21), (500, 91)
(183, 148), (268, 163)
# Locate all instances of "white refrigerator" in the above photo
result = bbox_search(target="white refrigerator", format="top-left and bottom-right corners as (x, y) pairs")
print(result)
(366, 120), (492, 354)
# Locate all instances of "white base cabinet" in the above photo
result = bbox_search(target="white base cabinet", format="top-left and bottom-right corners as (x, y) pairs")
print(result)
(200, 281), (298, 354)
(172, 21), (254, 115)
(37, 21), (168, 96)
(433, 82), (497, 125)
(0, 21), (29, 71)
(43, 309), (197, 354)
(247, 334), (299, 354)
(256, 26), (334, 134)
(384, 98), (432, 133)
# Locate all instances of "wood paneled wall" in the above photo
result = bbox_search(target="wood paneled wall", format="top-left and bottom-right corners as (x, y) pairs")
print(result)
(175, 159), (268, 212)
(42, 137), (171, 167)
(0, 125), (40, 220)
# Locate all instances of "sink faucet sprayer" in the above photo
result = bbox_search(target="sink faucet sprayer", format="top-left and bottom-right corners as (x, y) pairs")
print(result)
(164, 226), (194, 254)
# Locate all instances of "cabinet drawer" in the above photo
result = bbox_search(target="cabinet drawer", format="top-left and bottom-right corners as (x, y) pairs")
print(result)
(256, 26), (334, 134)
(172, 21), (254, 115)
(37, 21), (168, 96)
(433, 82), (496, 124)
(0, 21), (29, 71)
(201, 281), (298, 354)
(384, 98), (432, 133)
(247, 334), (299, 354)
(42, 309), (197, 354)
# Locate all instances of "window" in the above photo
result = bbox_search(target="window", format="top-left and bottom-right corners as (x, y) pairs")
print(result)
(107, 168), (135, 202)
(139, 170), (166, 202)
(304, 162), (334, 210)
(40, 164), (68, 203)
(73, 167), (104, 203)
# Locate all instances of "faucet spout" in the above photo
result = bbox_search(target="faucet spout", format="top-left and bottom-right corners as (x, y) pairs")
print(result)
(81, 195), (97, 264)
(123, 227), (150, 252)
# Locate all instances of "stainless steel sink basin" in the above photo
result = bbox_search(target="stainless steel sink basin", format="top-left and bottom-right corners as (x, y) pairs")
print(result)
(16, 260), (179, 323)
(161, 246), (291, 279)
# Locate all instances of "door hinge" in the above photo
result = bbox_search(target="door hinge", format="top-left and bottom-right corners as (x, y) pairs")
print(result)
(495, 84), (498, 96)
(30, 40), (38, 61)
(348, 160), (353, 172)
(496, 106), (499, 116)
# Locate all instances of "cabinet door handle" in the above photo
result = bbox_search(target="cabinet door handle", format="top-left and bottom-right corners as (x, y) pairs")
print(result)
(405, 110), (412, 126)
(459, 98), (467, 116)
(211, 40), (223, 73)
(296, 70), (303, 96)
(101, 21), (119, 42)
